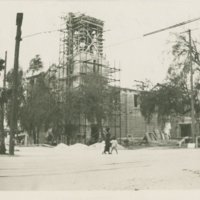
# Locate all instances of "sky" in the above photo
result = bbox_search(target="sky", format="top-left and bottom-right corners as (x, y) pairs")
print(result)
(1, 0), (200, 88)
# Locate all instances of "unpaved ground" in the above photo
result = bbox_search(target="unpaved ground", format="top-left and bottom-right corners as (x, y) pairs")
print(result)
(0, 145), (200, 190)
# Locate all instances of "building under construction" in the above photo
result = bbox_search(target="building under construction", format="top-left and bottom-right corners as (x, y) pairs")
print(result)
(56, 12), (121, 143)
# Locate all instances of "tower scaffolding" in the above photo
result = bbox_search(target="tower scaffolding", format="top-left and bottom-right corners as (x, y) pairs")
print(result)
(57, 12), (121, 143)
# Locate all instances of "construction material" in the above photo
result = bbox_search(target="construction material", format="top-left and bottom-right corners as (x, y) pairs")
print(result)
(187, 143), (196, 149)
(178, 136), (191, 147)
(196, 136), (200, 148)
(142, 130), (178, 147)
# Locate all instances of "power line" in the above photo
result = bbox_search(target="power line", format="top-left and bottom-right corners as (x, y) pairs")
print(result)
(144, 16), (200, 37)
(84, 17), (200, 48)
(22, 28), (65, 39)
(104, 36), (143, 49)
(22, 16), (200, 50)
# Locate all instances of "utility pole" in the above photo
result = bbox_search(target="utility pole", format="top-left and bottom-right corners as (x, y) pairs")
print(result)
(2, 51), (7, 147)
(0, 51), (7, 154)
(3, 51), (7, 89)
(2, 51), (7, 128)
(188, 29), (195, 142)
(9, 13), (23, 155)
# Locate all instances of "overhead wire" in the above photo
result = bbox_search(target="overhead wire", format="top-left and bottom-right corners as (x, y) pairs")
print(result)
(104, 36), (143, 49)
(22, 26), (144, 51)
(21, 16), (200, 51)
(143, 16), (200, 37)
(22, 28), (66, 39)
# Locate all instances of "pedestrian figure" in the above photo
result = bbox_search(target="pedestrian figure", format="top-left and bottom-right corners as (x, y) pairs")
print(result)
(103, 127), (111, 154)
(110, 136), (118, 154)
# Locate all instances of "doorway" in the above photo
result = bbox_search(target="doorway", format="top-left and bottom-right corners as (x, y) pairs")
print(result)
(180, 124), (191, 137)
(91, 124), (99, 144)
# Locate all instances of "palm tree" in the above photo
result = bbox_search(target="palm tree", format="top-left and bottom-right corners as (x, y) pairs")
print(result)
(28, 54), (43, 75)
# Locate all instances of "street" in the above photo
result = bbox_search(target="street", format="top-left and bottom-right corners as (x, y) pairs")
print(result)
(0, 144), (200, 190)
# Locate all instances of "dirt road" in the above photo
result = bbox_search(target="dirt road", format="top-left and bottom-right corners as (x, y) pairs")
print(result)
(0, 145), (200, 190)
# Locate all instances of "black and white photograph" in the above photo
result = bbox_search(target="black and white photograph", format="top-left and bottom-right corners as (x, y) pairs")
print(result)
(1, 0), (200, 195)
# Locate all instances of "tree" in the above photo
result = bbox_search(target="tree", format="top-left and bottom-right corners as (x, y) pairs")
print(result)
(79, 72), (117, 142)
(168, 33), (200, 116)
(140, 89), (157, 123)
(44, 64), (64, 143)
(20, 74), (54, 144)
(4, 68), (25, 152)
(0, 89), (6, 154)
(140, 33), (200, 126)
(140, 82), (189, 129)
(6, 69), (25, 128)
(61, 85), (81, 144)
(18, 55), (48, 143)
(0, 69), (24, 154)
(28, 54), (43, 75)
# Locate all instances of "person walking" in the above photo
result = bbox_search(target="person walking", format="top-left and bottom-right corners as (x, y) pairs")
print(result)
(110, 136), (118, 154)
(103, 127), (111, 154)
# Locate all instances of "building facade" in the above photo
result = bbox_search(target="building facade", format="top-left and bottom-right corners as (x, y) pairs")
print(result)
(24, 13), (161, 145)
(120, 88), (158, 139)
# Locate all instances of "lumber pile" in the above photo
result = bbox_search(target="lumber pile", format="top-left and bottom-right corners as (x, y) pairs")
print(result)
(142, 129), (177, 147)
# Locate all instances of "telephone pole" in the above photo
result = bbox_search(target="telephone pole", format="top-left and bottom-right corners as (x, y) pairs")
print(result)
(0, 51), (7, 154)
(2, 51), (7, 127)
(2, 51), (7, 148)
(188, 29), (195, 142)
(9, 13), (23, 155)
(3, 51), (7, 88)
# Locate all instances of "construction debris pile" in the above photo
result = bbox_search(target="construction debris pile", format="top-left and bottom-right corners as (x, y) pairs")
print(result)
(142, 129), (178, 147)
(54, 142), (125, 153)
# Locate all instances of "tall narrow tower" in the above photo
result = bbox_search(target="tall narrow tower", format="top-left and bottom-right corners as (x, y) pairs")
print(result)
(57, 12), (121, 143)
(58, 12), (107, 88)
